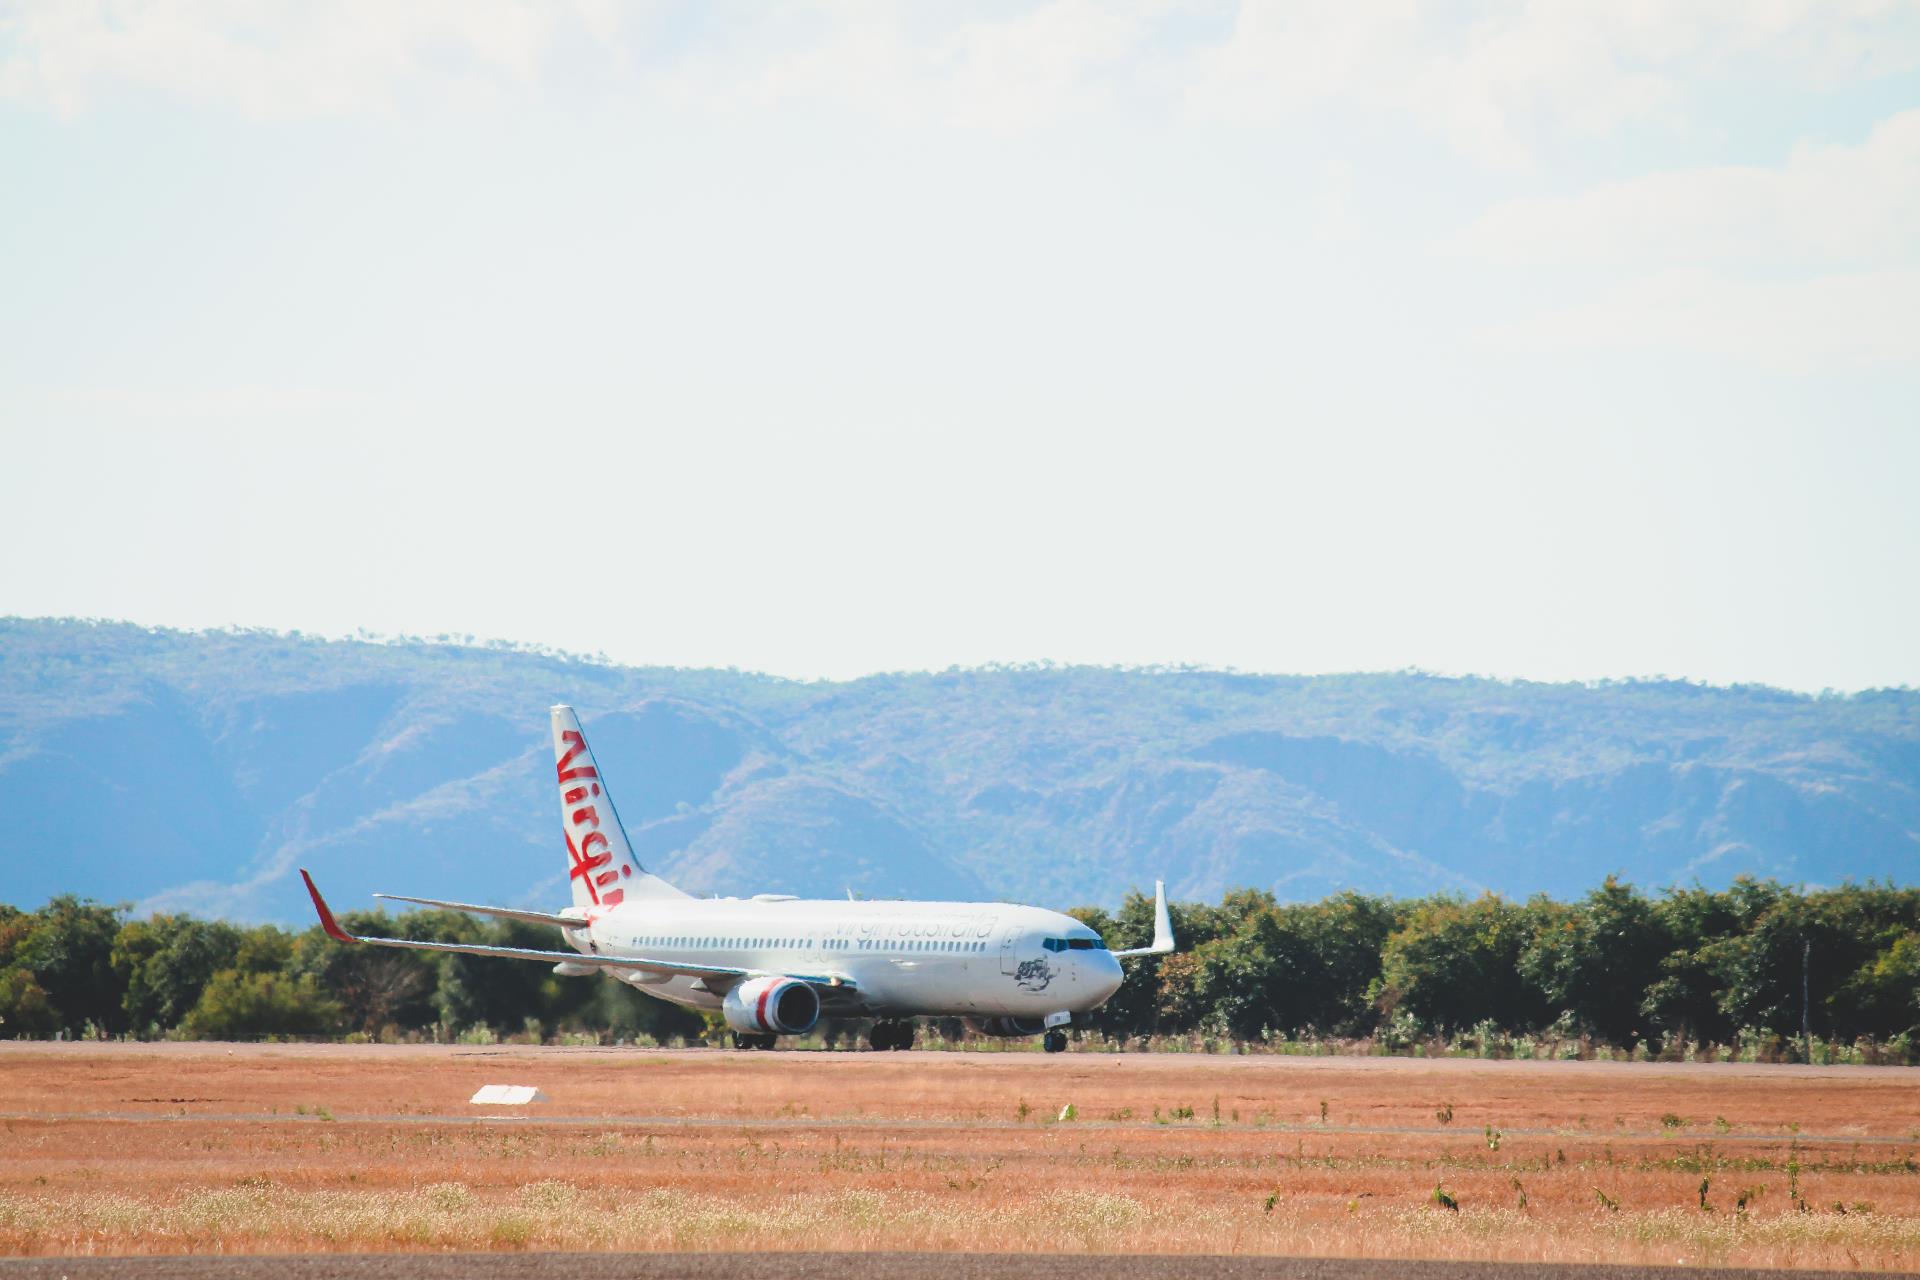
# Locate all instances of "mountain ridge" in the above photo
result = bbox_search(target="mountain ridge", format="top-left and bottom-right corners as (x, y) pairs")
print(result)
(1, 617), (1914, 921)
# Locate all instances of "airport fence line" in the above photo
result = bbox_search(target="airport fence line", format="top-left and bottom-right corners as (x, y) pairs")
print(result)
(1, 876), (1916, 1063)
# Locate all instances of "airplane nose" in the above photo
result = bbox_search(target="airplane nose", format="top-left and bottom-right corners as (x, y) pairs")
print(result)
(1092, 952), (1123, 1001)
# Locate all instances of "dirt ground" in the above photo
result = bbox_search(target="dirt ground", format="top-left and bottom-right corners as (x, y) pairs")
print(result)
(1, 1043), (1916, 1270)
(0, 1251), (1899, 1280)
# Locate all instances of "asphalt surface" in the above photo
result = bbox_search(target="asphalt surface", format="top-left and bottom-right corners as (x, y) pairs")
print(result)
(0, 1255), (1908, 1280)
(1, 1110), (1905, 1147)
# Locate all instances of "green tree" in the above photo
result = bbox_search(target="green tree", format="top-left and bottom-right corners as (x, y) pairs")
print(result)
(0, 967), (58, 1036)
(10, 897), (127, 1034)
(1691, 880), (1911, 1044)
(1195, 892), (1400, 1040)
(1840, 932), (1920, 1039)
(1519, 876), (1667, 1044)
(113, 915), (243, 1033)
(290, 911), (447, 1035)
(181, 970), (342, 1038)
(1641, 884), (1742, 1043)
(1378, 894), (1547, 1034)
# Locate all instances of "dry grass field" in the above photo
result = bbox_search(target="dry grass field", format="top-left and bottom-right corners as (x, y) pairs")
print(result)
(1, 1043), (1916, 1271)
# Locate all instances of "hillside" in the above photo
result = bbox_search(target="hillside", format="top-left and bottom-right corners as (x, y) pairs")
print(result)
(1, 618), (1915, 921)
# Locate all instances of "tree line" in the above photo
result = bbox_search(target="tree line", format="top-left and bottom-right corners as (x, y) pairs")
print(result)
(2, 878), (1916, 1058)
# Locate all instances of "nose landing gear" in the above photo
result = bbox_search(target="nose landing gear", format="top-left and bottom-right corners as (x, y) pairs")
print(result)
(868, 1020), (915, 1051)
(1043, 1029), (1068, 1054)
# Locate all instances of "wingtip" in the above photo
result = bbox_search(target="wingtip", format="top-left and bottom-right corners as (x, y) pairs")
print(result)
(299, 868), (356, 944)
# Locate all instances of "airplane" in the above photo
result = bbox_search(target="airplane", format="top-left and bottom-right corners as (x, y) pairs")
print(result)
(300, 704), (1175, 1053)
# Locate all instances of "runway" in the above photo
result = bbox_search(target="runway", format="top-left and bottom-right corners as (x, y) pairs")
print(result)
(0, 1255), (1905, 1280)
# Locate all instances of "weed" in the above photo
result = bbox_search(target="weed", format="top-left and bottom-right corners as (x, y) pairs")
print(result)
(1661, 1113), (1686, 1130)
(1594, 1187), (1620, 1213)
(1016, 1099), (1031, 1122)
(1435, 1102), (1454, 1125)
(1319, 1100), (1329, 1125)
(1484, 1125), (1502, 1152)
(1698, 1178), (1712, 1212)
(1431, 1184), (1458, 1212)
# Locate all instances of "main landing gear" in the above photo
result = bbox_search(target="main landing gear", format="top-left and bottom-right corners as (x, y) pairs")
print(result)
(868, 1020), (914, 1051)
(1043, 1029), (1068, 1054)
(731, 1032), (777, 1050)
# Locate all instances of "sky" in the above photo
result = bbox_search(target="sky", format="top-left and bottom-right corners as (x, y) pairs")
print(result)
(2, 1), (1917, 691)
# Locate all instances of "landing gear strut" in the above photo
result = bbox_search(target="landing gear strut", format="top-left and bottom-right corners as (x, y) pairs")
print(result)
(868, 1020), (914, 1051)
(1043, 1029), (1068, 1054)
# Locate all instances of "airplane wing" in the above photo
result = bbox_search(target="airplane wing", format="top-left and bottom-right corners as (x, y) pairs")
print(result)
(1112, 878), (1177, 958)
(301, 871), (854, 991)
(372, 892), (583, 930)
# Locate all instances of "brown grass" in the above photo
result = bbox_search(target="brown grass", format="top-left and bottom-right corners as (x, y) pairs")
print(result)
(2, 1043), (1918, 1269)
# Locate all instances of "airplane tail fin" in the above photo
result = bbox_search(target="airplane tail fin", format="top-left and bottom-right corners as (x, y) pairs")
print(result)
(551, 705), (687, 909)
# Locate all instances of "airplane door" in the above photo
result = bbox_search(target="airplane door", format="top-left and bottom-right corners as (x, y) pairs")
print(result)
(1000, 929), (1018, 975)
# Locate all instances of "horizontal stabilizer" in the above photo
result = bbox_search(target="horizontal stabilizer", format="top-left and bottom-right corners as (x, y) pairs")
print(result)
(373, 892), (582, 930)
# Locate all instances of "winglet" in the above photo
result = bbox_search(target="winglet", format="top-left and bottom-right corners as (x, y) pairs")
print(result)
(1150, 878), (1173, 951)
(1113, 879), (1177, 959)
(300, 869), (358, 944)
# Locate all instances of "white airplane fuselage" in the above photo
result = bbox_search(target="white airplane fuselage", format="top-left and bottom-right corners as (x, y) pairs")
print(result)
(565, 897), (1123, 1018)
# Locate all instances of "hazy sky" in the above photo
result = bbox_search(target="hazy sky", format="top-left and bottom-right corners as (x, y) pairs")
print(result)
(3, 2), (1917, 689)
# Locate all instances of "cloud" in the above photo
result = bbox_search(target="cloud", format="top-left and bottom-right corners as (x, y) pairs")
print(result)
(0, 0), (572, 117)
(1462, 108), (1920, 269)
(1181, 2), (1674, 168)
(1182, 0), (1920, 168)
(6, 1), (1919, 163)
(1461, 107), (1920, 364)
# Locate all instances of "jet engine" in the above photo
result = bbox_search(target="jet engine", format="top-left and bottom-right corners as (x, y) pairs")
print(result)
(722, 976), (821, 1036)
(965, 1015), (1047, 1038)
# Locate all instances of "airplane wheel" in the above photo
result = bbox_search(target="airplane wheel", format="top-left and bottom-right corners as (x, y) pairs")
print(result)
(731, 1032), (746, 1050)
(757, 1034), (777, 1050)
(867, 1021), (911, 1051)
(1043, 1029), (1068, 1054)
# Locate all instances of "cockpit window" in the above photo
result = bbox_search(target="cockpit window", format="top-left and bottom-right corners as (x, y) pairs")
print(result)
(1043, 936), (1109, 951)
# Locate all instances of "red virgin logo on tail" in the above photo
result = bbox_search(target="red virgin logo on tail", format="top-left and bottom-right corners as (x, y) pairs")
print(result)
(558, 729), (627, 907)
